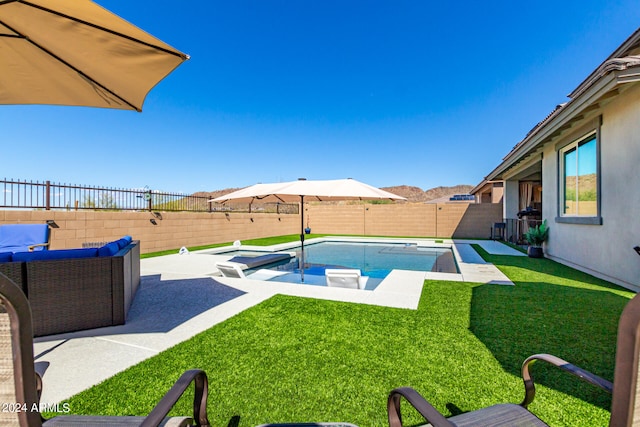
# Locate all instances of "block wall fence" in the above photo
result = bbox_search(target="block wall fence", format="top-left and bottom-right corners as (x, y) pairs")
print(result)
(0, 203), (502, 254)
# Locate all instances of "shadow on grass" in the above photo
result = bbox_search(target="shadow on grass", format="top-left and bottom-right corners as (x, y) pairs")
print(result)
(469, 249), (633, 411)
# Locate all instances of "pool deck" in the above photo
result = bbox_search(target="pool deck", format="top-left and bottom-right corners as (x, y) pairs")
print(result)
(33, 238), (523, 406)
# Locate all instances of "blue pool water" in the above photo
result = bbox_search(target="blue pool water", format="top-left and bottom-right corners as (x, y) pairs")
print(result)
(219, 241), (458, 290)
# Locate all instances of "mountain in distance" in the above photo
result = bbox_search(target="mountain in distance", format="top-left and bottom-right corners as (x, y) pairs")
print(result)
(195, 184), (474, 203)
(381, 185), (474, 203)
(193, 187), (244, 201)
(383, 184), (475, 202)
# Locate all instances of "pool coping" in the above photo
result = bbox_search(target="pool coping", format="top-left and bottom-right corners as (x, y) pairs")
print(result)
(203, 236), (517, 281)
(197, 236), (518, 309)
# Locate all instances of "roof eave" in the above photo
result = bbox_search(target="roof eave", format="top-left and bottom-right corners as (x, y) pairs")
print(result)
(568, 27), (640, 98)
(483, 67), (640, 182)
(477, 26), (640, 185)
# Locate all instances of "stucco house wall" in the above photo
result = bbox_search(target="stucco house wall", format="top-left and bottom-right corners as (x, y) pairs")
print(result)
(476, 27), (640, 291)
(542, 83), (640, 289)
(470, 181), (504, 204)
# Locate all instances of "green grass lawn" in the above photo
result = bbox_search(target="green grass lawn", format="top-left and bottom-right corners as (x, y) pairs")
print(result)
(141, 234), (330, 258)
(60, 240), (634, 426)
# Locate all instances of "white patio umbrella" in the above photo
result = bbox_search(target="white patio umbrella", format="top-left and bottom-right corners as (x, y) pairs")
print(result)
(0, 0), (188, 111)
(212, 178), (406, 281)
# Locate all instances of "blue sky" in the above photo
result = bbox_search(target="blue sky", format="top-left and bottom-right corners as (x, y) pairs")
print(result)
(2, 1), (639, 194)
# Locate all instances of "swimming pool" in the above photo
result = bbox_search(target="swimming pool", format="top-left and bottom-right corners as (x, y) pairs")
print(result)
(216, 241), (459, 289)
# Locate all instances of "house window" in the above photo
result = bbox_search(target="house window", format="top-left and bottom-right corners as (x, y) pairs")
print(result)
(560, 133), (599, 219)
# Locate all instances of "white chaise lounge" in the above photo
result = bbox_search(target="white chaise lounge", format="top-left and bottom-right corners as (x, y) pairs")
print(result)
(325, 269), (368, 290)
(216, 261), (288, 281)
(216, 262), (246, 278)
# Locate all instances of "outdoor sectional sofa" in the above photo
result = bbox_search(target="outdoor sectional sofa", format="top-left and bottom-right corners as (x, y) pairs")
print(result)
(0, 236), (140, 337)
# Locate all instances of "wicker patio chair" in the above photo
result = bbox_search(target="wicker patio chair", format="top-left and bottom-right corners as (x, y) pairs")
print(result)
(388, 291), (640, 427)
(0, 272), (211, 427)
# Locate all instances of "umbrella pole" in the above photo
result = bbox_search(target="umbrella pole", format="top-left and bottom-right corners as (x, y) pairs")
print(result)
(300, 195), (305, 282)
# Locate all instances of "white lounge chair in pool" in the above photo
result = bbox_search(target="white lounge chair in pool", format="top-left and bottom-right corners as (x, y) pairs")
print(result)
(325, 269), (368, 290)
(216, 262), (246, 278)
(216, 262), (288, 281)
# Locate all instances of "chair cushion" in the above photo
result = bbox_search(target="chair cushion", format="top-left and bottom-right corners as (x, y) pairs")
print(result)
(444, 403), (548, 427)
(12, 248), (98, 262)
(0, 224), (49, 252)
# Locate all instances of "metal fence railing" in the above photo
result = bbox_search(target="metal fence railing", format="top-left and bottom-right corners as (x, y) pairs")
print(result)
(0, 178), (298, 214)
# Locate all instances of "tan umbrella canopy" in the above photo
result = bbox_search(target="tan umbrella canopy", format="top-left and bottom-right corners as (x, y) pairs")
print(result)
(0, 0), (188, 111)
(212, 178), (407, 204)
(212, 178), (406, 281)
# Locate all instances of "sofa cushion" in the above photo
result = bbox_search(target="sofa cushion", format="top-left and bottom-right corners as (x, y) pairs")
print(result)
(98, 242), (120, 257)
(116, 236), (133, 249)
(0, 224), (50, 252)
(12, 248), (98, 262)
(0, 252), (12, 262)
